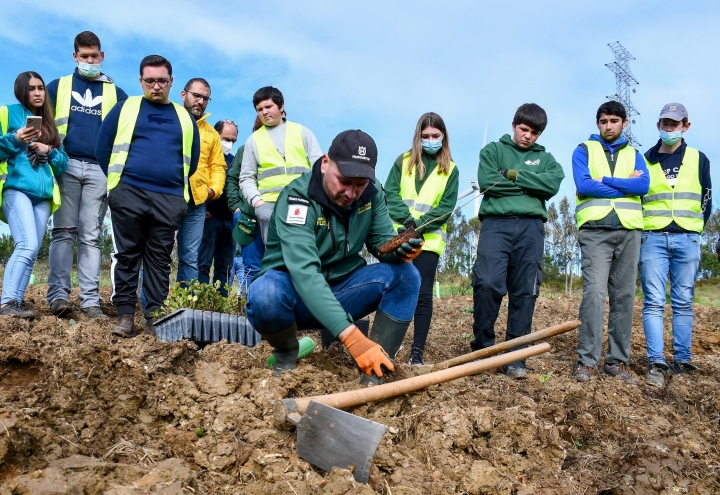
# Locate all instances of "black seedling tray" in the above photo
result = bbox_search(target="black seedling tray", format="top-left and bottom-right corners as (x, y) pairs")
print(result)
(154, 308), (261, 346)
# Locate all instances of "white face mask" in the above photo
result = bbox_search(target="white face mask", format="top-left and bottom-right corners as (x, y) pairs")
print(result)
(221, 140), (233, 154)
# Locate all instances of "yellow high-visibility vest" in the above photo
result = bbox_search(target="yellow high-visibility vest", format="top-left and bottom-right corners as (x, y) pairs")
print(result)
(642, 147), (703, 232)
(0, 105), (61, 222)
(54, 74), (118, 143)
(392, 153), (455, 256)
(107, 96), (194, 202)
(254, 122), (310, 203)
(575, 140), (643, 229)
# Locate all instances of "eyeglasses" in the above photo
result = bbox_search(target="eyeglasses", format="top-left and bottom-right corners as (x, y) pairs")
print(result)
(222, 119), (237, 127)
(188, 91), (211, 102)
(142, 78), (171, 88)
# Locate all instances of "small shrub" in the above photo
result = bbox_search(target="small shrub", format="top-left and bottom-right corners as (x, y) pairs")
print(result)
(153, 280), (245, 318)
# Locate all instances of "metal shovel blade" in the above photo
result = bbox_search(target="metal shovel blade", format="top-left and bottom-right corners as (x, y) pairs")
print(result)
(296, 400), (387, 484)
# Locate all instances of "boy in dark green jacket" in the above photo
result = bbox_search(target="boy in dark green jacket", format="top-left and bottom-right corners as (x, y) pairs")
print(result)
(471, 103), (565, 379)
(246, 130), (424, 378)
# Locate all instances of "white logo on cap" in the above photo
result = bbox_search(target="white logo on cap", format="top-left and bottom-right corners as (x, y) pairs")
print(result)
(358, 146), (366, 156)
(669, 105), (677, 111)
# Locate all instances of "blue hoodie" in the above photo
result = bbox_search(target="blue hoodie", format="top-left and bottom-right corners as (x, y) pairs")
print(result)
(46, 70), (128, 164)
(0, 104), (68, 203)
(572, 134), (648, 229)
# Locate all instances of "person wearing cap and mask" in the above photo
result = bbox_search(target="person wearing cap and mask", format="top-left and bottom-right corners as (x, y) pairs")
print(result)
(45, 31), (128, 320)
(640, 103), (711, 387)
(246, 130), (423, 380)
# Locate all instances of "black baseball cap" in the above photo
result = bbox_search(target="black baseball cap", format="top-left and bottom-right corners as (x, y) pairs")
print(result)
(327, 129), (377, 181)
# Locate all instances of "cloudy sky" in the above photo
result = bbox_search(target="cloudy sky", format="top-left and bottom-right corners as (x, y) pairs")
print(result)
(1, 0), (718, 228)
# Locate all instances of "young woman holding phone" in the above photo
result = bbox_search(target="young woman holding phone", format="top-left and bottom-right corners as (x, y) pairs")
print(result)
(0, 71), (67, 317)
(384, 112), (459, 365)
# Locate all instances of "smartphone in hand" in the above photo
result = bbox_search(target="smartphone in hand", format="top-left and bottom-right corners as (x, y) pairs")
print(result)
(25, 116), (42, 130)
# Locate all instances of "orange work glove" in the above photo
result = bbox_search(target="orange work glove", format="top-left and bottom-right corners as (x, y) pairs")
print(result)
(395, 238), (424, 262)
(340, 326), (395, 377)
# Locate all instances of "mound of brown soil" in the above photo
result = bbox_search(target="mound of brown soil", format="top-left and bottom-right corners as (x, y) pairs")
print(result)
(0, 285), (719, 494)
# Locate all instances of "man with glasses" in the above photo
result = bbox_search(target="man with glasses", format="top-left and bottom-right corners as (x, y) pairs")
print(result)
(46, 31), (128, 319)
(176, 78), (226, 287)
(95, 55), (200, 337)
(198, 120), (241, 295)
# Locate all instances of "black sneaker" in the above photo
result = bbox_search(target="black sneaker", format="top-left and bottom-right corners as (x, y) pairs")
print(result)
(601, 362), (640, 384)
(668, 361), (697, 375)
(0, 300), (36, 319)
(645, 362), (669, 387)
(408, 346), (425, 366)
(503, 365), (528, 380)
(50, 299), (73, 317)
(80, 306), (109, 320)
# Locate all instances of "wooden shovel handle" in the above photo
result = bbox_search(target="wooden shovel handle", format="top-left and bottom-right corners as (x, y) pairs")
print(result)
(275, 342), (550, 421)
(433, 319), (580, 371)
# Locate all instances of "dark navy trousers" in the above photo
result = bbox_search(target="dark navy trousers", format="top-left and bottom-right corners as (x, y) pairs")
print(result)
(471, 217), (545, 368)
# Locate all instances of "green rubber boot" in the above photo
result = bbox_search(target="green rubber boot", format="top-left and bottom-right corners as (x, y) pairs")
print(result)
(262, 323), (299, 376)
(359, 310), (411, 385)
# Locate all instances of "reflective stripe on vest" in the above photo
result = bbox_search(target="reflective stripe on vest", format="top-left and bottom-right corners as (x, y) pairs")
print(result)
(642, 147), (703, 232)
(107, 96), (193, 202)
(575, 141), (644, 229)
(0, 105), (61, 220)
(54, 75), (118, 143)
(254, 122), (309, 203)
(392, 153), (455, 256)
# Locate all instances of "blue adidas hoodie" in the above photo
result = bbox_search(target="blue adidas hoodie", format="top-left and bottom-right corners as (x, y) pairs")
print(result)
(0, 104), (68, 203)
(46, 70), (128, 164)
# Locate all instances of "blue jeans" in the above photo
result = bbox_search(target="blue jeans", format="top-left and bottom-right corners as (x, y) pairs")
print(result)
(246, 262), (420, 334)
(240, 233), (265, 286)
(198, 217), (235, 296)
(640, 231), (701, 364)
(1, 190), (51, 304)
(229, 256), (246, 289)
(176, 202), (206, 285)
(47, 159), (108, 307)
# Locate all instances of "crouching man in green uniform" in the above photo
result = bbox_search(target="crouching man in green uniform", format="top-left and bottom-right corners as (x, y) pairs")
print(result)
(246, 130), (423, 378)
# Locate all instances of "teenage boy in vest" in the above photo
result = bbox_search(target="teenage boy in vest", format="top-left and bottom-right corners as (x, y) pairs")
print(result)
(246, 130), (423, 378)
(176, 78), (226, 286)
(571, 101), (649, 383)
(238, 86), (322, 280)
(95, 55), (200, 338)
(471, 104), (564, 380)
(641, 103), (711, 387)
(46, 31), (128, 319)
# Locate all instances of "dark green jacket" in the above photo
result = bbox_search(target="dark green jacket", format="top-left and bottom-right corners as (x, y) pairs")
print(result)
(227, 146), (260, 245)
(258, 160), (401, 336)
(477, 134), (564, 220)
(385, 152), (460, 231)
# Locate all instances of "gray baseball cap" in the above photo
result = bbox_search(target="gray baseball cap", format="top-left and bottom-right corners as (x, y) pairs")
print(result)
(659, 103), (688, 121)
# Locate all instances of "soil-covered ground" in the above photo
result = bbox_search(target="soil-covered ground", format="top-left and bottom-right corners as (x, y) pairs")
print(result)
(1, 285), (719, 494)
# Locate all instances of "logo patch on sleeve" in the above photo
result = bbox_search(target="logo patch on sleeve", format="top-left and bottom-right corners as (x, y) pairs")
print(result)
(287, 195), (310, 206)
(357, 203), (372, 214)
(286, 205), (308, 225)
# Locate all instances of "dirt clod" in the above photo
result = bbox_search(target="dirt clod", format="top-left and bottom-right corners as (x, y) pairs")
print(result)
(1, 285), (720, 493)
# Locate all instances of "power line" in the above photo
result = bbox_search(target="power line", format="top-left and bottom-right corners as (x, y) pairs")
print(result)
(605, 41), (641, 147)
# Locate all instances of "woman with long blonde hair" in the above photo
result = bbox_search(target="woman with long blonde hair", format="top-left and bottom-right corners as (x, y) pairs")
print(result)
(384, 112), (459, 365)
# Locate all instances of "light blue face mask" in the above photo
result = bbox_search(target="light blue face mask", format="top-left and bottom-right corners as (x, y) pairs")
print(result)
(78, 62), (102, 78)
(659, 130), (682, 146)
(421, 139), (442, 154)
